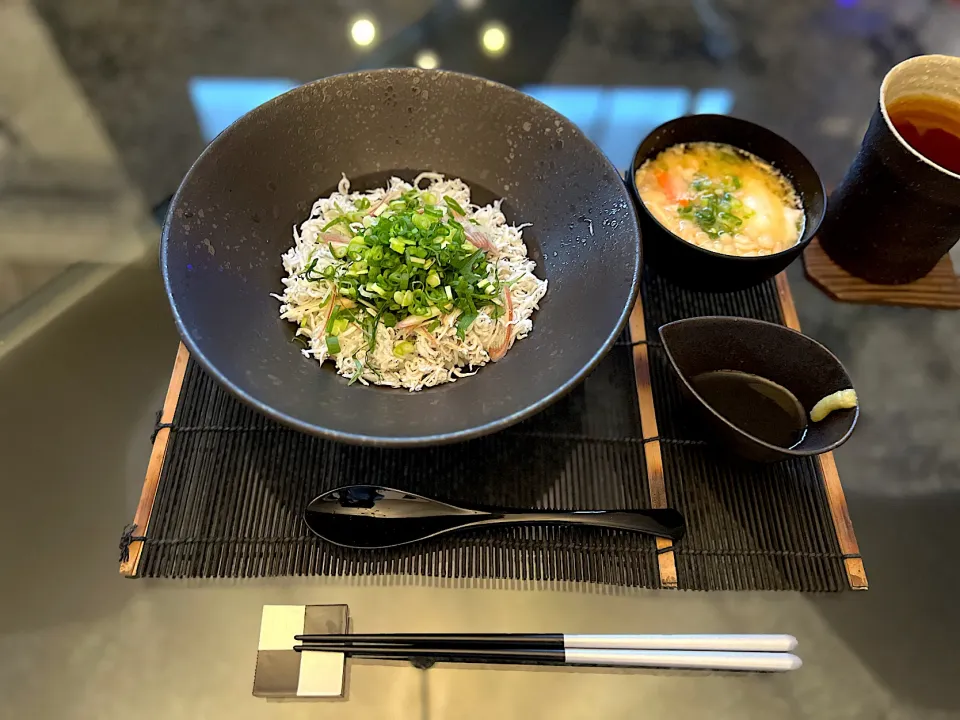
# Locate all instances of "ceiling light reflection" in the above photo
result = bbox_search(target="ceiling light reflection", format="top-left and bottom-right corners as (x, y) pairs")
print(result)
(350, 17), (377, 47)
(480, 22), (509, 57)
(414, 50), (440, 70)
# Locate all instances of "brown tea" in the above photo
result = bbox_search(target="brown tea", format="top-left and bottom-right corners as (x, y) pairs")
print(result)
(690, 370), (808, 448)
(887, 93), (960, 174)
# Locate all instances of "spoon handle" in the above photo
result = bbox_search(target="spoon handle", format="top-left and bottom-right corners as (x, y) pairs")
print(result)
(480, 509), (685, 542)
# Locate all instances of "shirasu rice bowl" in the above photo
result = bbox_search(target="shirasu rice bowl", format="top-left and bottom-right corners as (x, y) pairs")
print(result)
(274, 173), (548, 391)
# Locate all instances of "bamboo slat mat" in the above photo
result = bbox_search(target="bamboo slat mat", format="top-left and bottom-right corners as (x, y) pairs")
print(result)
(120, 271), (866, 591)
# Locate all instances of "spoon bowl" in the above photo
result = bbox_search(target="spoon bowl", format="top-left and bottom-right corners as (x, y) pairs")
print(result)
(304, 486), (686, 549)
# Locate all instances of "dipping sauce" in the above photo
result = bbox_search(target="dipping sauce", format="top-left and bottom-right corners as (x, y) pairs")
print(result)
(887, 93), (960, 175)
(691, 370), (807, 448)
(635, 142), (804, 256)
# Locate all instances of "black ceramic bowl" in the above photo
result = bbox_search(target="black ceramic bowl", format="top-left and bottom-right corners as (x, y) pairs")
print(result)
(628, 115), (826, 292)
(161, 69), (641, 447)
(660, 316), (858, 463)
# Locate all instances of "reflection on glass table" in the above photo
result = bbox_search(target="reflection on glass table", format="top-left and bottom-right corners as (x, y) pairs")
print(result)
(186, 76), (733, 173)
(0, 2), (156, 357)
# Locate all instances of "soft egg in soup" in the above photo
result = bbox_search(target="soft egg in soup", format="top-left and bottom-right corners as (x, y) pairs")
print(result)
(635, 142), (804, 257)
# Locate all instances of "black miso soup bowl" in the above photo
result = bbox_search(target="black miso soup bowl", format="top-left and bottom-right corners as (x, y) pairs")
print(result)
(629, 115), (826, 292)
(659, 316), (858, 463)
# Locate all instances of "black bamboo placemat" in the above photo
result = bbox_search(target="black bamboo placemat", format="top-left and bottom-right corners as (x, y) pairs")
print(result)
(121, 270), (865, 591)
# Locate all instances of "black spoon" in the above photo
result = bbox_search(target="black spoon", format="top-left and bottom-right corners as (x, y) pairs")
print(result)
(303, 486), (685, 549)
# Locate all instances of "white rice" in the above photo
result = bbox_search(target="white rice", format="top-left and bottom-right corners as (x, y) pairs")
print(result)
(273, 173), (548, 391)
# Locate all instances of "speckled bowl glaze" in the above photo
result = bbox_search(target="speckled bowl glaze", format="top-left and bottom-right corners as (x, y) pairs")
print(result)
(161, 69), (641, 446)
(819, 54), (960, 284)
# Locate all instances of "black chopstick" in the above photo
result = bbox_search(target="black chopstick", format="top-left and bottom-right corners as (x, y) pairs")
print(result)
(296, 644), (565, 662)
(292, 643), (802, 672)
(292, 633), (798, 653)
(294, 633), (565, 649)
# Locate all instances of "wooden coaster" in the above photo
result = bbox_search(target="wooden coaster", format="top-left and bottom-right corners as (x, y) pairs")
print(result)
(804, 237), (960, 309)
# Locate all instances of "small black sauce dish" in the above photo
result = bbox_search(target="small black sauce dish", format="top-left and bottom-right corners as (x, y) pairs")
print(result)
(629, 115), (826, 292)
(659, 316), (858, 463)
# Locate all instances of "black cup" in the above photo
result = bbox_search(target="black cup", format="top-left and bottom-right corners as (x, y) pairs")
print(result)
(659, 316), (859, 463)
(819, 55), (960, 284)
(629, 115), (826, 292)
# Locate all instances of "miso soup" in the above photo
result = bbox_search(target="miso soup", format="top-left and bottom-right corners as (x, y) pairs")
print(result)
(635, 142), (804, 256)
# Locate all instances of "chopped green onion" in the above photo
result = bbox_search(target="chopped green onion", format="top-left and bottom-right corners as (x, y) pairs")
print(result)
(310, 183), (507, 357)
(325, 336), (341, 354)
(443, 195), (466, 216)
(354, 197), (371, 211)
(393, 290), (414, 307)
(321, 216), (351, 231)
(412, 213), (435, 231)
(331, 317), (349, 335)
(393, 340), (415, 357)
(681, 177), (748, 238)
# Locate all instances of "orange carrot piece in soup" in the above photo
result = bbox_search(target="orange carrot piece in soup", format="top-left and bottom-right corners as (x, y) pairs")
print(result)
(655, 171), (682, 203)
